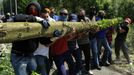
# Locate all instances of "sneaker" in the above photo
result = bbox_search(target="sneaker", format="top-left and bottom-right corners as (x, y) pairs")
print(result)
(91, 65), (101, 70)
(81, 69), (94, 75)
(95, 66), (101, 70)
(101, 61), (110, 66)
(89, 70), (93, 75)
(81, 69), (91, 75)
(129, 62), (133, 66)
(108, 60), (114, 64)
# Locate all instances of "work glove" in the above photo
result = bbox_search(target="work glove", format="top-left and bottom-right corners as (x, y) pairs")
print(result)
(36, 16), (50, 29)
(53, 29), (62, 37)
(40, 20), (50, 29)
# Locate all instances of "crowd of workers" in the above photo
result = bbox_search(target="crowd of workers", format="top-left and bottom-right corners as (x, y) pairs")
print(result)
(0, 1), (133, 75)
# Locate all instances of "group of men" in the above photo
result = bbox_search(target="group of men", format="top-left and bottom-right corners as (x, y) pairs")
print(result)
(0, 1), (132, 75)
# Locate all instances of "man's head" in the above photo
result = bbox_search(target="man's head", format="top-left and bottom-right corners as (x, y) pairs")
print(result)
(68, 14), (77, 22)
(89, 6), (97, 16)
(125, 18), (132, 24)
(41, 7), (50, 20)
(98, 10), (106, 19)
(26, 2), (41, 16)
(50, 7), (55, 14)
(59, 8), (68, 21)
(60, 8), (68, 16)
(79, 9), (85, 16)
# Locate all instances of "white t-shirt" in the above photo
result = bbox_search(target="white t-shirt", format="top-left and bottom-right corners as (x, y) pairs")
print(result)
(34, 43), (49, 57)
(34, 16), (55, 57)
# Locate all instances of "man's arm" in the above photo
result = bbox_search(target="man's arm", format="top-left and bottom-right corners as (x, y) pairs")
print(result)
(13, 14), (50, 28)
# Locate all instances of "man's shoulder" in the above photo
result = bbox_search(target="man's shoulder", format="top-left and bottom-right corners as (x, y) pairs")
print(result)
(14, 14), (36, 22)
(48, 16), (56, 22)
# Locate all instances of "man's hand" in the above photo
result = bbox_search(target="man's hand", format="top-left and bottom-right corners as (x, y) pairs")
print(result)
(40, 20), (50, 28)
(53, 30), (62, 37)
(119, 29), (125, 33)
(36, 16), (50, 28)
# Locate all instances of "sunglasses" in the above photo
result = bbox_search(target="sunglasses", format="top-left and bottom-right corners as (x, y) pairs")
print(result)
(60, 13), (68, 16)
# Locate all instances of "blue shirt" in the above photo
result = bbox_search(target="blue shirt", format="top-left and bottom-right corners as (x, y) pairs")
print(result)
(96, 17), (107, 39)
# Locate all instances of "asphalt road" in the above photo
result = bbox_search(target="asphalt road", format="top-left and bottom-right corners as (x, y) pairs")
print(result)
(93, 67), (123, 75)
(49, 65), (124, 75)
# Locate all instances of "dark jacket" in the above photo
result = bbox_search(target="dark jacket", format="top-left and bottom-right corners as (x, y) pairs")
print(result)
(12, 2), (41, 55)
(115, 22), (129, 41)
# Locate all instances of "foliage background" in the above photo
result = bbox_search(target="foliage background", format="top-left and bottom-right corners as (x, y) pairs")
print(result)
(2, 0), (134, 21)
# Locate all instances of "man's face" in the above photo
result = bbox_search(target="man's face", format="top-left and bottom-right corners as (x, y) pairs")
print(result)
(79, 10), (85, 16)
(41, 13), (49, 20)
(59, 12), (68, 21)
(51, 8), (55, 13)
(124, 22), (129, 26)
(28, 5), (38, 16)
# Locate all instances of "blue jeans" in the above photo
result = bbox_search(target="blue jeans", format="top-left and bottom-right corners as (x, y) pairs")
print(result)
(89, 38), (100, 66)
(11, 53), (37, 75)
(35, 55), (50, 75)
(53, 52), (75, 75)
(97, 37), (112, 63)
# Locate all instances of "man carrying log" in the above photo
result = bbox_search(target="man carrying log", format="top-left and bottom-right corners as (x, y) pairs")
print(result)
(114, 18), (132, 65)
(10, 2), (49, 75)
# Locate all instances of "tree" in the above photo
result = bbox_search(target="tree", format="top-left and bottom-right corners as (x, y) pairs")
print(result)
(2, 0), (134, 21)
(17, 0), (31, 14)
(0, 18), (122, 43)
(118, 0), (134, 21)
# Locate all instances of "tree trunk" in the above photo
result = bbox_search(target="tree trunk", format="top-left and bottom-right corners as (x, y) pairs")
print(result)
(0, 18), (122, 43)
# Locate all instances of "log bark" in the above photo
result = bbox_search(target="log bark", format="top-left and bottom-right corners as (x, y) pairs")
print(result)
(0, 18), (122, 43)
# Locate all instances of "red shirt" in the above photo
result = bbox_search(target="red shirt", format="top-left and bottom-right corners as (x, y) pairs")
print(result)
(106, 27), (114, 43)
(50, 36), (69, 56)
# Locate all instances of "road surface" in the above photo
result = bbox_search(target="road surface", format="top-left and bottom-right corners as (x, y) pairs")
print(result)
(49, 66), (124, 75)
(93, 67), (123, 75)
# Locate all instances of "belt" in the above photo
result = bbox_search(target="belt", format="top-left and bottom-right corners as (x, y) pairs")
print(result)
(11, 49), (31, 56)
